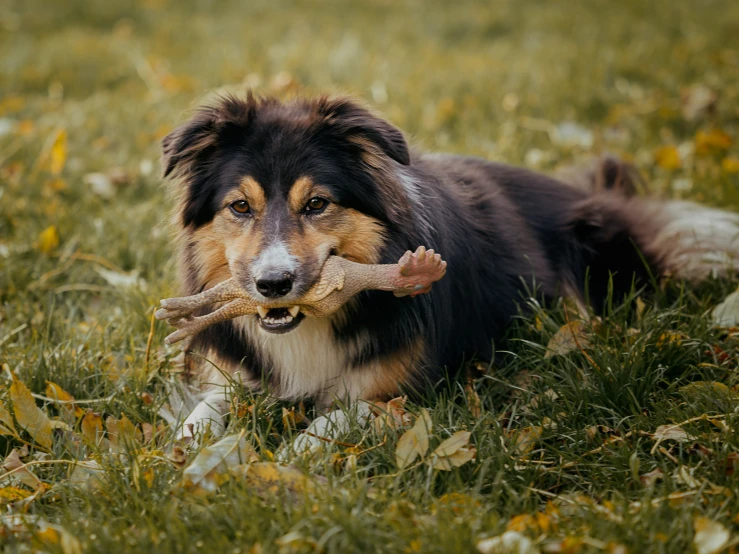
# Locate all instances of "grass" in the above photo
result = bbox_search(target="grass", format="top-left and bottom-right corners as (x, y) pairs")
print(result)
(2, 0), (739, 552)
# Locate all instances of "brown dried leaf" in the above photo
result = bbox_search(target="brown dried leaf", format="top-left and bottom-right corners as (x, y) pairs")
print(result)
(1, 449), (41, 490)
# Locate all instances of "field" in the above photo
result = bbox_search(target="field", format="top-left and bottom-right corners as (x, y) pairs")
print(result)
(2, 0), (739, 552)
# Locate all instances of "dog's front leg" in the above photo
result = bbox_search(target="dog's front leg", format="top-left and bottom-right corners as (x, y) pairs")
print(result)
(286, 401), (374, 457)
(177, 388), (232, 443)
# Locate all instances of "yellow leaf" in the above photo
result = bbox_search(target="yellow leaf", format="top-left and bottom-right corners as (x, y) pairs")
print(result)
(181, 431), (258, 493)
(106, 414), (142, 449)
(0, 403), (17, 434)
(545, 320), (591, 358)
(1, 448), (42, 490)
(45, 380), (83, 419)
(45, 381), (74, 403)
(722, 157), (739, 173)
(395, 409), (432, 469)
(695, 129), (732, 156)
(654, 145), (681, 170)
(81, 411), (104, 446)
(693, 516), (730, 554)
(49, 130), (67, 175)
(0, 486), (32, 504)
(512, 426), (543, 456)
(240, 462), (317, 497)
(10, 374), (53, 449)
(36, 225), (60, 254)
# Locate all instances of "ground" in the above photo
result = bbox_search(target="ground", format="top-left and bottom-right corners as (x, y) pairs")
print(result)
(2, 0), (739, 552)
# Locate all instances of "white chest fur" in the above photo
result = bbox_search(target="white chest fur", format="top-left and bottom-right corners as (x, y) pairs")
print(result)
(234, 315), (364, 405)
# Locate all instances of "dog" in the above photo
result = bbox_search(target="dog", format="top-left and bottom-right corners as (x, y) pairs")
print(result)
(161, 92), (739, 446)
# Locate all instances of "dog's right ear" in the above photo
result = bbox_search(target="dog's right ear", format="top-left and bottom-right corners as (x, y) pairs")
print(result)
(162, 92), (258, 179)
(161, 111), (218, 179)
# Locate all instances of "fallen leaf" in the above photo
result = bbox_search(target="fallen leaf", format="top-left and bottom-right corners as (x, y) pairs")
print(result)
(395, 409), (432, 469)
(106, 414), (142, 449)
(695, 129), (732, 156)
(675, 465), (702, 489)
(430, 430), (476, 470)
(45, 380), (83, 419)
(1, 449), (42, 490)
(36, 226), (60, 255)
(81, 411), (105, 446)
(0, 403), (17, 435)
(239, 462), (319, 497)
(512, 426), (543, 456)
(681, 84), (717, 121)
(653, 424), (693, 443)
(722, 157), (739, 173)
(477, 531), (539, 554)
(68, 460), (104, 491)
(693, 516), (730, 554)
(544, 320), (591, 358)
(95, 267), (146, 290)
(372, 396), (411, 431)
(654, 145), (681, 170)
(10, 374), (53, 449)
(0, 486), (32, 504)
(711, 290), (739, 328)
(49, 130), (67, 175)
(640, 467), (664, 487)
(83, 172), (115, 198)
(181, 431), (258, 493)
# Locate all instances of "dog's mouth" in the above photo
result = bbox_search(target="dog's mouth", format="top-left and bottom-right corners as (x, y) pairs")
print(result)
(256, 306), (305, 334)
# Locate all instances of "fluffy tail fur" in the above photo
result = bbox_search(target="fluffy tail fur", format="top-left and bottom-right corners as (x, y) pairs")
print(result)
(563, 156), (739, 307)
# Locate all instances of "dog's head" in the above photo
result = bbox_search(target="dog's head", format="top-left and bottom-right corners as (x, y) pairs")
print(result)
(162, 93), (412, 334)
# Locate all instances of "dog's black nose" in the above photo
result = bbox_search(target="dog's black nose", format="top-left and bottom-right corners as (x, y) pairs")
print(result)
(255, 272), (294, 298)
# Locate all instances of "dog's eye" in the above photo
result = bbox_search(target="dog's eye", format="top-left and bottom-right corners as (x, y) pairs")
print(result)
(304, 197), (328, 214)
(230, 200), (251, 215)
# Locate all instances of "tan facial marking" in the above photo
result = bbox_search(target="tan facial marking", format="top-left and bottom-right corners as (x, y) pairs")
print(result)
(226, 175), (265, 213)
(288, 176), (333, 213)
(187, 222), (232, 289)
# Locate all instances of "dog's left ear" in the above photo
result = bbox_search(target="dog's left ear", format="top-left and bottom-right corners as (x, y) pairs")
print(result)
(316, 97), (410, 165)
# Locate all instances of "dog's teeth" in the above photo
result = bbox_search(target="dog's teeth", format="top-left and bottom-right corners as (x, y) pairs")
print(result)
(288, 306), (300, 317)
(285, 315), (293, 322)
(257, 306), (268, 318)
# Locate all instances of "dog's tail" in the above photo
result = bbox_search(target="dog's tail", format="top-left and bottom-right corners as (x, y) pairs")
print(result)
(643, 199), (739, 282)
(563, 157), (739, 308)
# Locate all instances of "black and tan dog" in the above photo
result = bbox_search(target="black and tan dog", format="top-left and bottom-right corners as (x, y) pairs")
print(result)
(162, 92), (739, 443)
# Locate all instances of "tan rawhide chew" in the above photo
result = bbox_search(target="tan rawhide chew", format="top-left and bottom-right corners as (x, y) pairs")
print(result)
(156, 246), (447, 345)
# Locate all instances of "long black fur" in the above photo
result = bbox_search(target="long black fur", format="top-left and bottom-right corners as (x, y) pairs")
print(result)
(163, 94), (676, 399)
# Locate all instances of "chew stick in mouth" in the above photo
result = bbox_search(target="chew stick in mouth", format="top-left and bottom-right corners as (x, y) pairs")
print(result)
(155, 246), (447, 345)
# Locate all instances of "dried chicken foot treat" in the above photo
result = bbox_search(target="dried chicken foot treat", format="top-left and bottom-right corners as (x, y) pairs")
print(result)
(156, 246), (447, 344)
